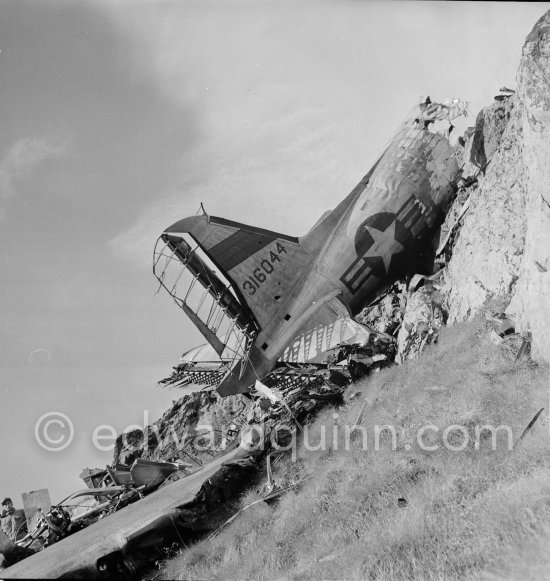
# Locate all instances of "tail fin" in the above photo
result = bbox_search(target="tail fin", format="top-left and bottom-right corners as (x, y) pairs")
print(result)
(163, 214), (311, 331)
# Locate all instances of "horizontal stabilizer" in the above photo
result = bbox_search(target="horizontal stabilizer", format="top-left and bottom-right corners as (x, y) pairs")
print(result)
(163, 214), (312, 331)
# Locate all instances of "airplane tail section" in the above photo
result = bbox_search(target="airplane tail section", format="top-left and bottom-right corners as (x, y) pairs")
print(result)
(160, 215), (312, 326)
(153, 214), (314, 383)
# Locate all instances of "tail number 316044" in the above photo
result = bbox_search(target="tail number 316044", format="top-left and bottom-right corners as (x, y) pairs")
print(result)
(242, 243), (287, 296)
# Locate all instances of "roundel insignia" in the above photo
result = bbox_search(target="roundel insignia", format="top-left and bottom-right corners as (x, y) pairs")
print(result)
(354, 212), (414, 277)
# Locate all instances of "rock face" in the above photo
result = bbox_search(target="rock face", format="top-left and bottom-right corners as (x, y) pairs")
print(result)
(469, 97), (515, 172)
(441, 95), (528, 324)
(508, 11), (550, 363)
(439, 10), (550, 364)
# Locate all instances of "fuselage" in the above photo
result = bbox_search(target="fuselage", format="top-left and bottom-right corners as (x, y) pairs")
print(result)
(155, 99), (464, 395)
(229, 119), (459, 391)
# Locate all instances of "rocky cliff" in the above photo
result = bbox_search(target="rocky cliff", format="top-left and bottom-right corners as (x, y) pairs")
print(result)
(442, 12), (550, 363)
(510, 11), (550, 363)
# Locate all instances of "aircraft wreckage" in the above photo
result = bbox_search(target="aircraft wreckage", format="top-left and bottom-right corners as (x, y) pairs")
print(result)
(154, 96), (467, 395)
(4, 97), (467, 578)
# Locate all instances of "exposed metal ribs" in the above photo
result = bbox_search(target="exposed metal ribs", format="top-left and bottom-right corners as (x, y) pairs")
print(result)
(153, 234), (258, 375)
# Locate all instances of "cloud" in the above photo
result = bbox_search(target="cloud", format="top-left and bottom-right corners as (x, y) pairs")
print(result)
(102, 1), (388, 266)
(100, 1), (541, 267)
(0, 136), (67, 218)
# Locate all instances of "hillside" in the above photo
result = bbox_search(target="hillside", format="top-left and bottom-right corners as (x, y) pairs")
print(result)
(161, 320), (548, 580)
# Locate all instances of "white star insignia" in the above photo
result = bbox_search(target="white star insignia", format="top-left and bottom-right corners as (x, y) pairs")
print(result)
(363, 221), (406, 273)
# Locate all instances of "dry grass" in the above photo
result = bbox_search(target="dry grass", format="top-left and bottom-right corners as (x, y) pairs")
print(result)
(162, 319), (550, 581)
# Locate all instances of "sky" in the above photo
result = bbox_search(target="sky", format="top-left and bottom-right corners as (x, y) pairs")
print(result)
(0, 0), (548, 502)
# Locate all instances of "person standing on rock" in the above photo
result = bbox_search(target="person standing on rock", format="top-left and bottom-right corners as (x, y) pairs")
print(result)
(0, 498), (27, 542)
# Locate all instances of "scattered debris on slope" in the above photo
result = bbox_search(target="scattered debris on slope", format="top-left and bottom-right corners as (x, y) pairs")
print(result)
(396, 279), (447, 364)
(355, 282), (406, 335)
(161, 320), (549, 581)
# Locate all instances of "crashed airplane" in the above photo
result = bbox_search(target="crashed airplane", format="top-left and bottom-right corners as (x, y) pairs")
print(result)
(3, 430), (265, 577)
(154, 97), (467, 395)
(3, 97), (467, 578)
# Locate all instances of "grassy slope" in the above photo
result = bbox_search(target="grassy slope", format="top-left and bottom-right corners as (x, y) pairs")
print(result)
(163, 319), (549, 581)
